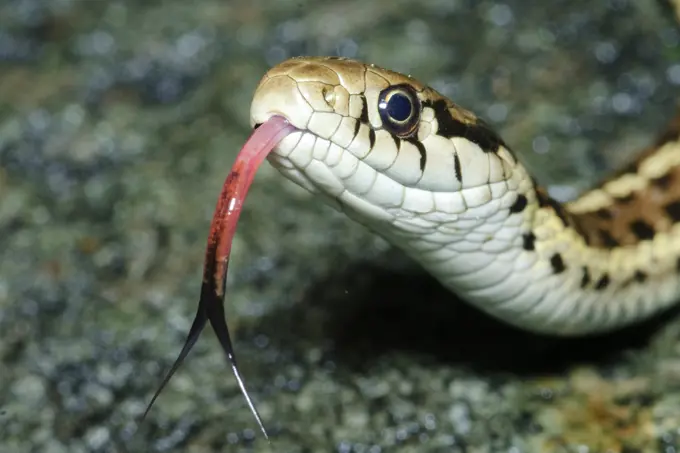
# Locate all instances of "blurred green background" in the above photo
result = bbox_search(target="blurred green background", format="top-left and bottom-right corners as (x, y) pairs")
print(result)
(1, 0), (680, 452)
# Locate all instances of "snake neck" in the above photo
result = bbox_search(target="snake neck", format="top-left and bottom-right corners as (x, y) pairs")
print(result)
(360, 115), (680, 336)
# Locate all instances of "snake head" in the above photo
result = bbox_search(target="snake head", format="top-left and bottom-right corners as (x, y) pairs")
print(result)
(250, 57), (518, 230)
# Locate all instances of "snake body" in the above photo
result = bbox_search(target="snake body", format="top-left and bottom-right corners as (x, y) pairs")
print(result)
(249, 57), (680, 336)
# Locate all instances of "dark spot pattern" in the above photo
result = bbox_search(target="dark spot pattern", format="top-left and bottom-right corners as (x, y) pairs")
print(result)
(522, 232), (536, 251)
(391, 134), (400, 150)
(580, 267), (591, 288)
(596, 208), (613, 219)
(629, 220), (655, 241)
(509, 194), (528, 214)
(622, 269), (648, 287)
(550, 253), (566, 274)
(595, 273), (610, 290)
(651, 173), (673, 189)
(599, 230), (619, 248)
(633, 270), (647, 283)
(359, 94), (369, 124)
(368, 128), (376, 149)
(453, 153), (462, 183)
(352, 118), (361, 139)
(424, 99), (504, 153)
(405, 138), (427, 172)
(665, 200), (680, 222)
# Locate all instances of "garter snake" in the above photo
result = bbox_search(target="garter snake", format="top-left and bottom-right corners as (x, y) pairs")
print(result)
(249, 57), (680, 337)
(143, 3), (680, 438)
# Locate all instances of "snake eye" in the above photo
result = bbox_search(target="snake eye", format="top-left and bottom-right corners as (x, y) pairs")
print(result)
(377, 85), (420, 138)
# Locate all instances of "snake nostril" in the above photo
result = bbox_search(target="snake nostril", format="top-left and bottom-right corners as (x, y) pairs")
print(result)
(323, 87), (336, 108)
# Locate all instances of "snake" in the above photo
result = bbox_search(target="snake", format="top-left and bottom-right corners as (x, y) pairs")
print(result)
(249, 57), (680, 337)
(142, 8), (680, 439)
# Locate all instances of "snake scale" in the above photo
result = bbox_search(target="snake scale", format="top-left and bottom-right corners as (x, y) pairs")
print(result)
(142, 3), (680, 438)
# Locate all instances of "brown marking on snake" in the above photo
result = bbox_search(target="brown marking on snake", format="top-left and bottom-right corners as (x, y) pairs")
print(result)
(568, 163), (680, 248)
(559, 113), (680, 249)
(526, 181), (636, 250)
(598, 229), (620, 248)
(629, 219), (655, 241)
(652, 173), (673, 190)
(368, 128), (376, 149)
(573, 220), (592, 246)
(595, 208), (613, 219)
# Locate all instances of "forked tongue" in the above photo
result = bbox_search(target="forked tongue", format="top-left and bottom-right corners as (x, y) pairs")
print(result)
(141, 116), (296, 440)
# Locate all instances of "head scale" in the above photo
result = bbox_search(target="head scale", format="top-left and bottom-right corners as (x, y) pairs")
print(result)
(250, 57), (518, 235)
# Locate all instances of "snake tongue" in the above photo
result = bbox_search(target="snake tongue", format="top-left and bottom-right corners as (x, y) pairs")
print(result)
(141, 116), (296, 440)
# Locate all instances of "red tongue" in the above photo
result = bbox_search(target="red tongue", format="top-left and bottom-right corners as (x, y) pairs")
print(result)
(141, 116), (296, 440)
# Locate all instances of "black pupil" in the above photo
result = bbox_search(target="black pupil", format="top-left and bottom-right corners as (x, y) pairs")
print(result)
(386, 93), (412, 122)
